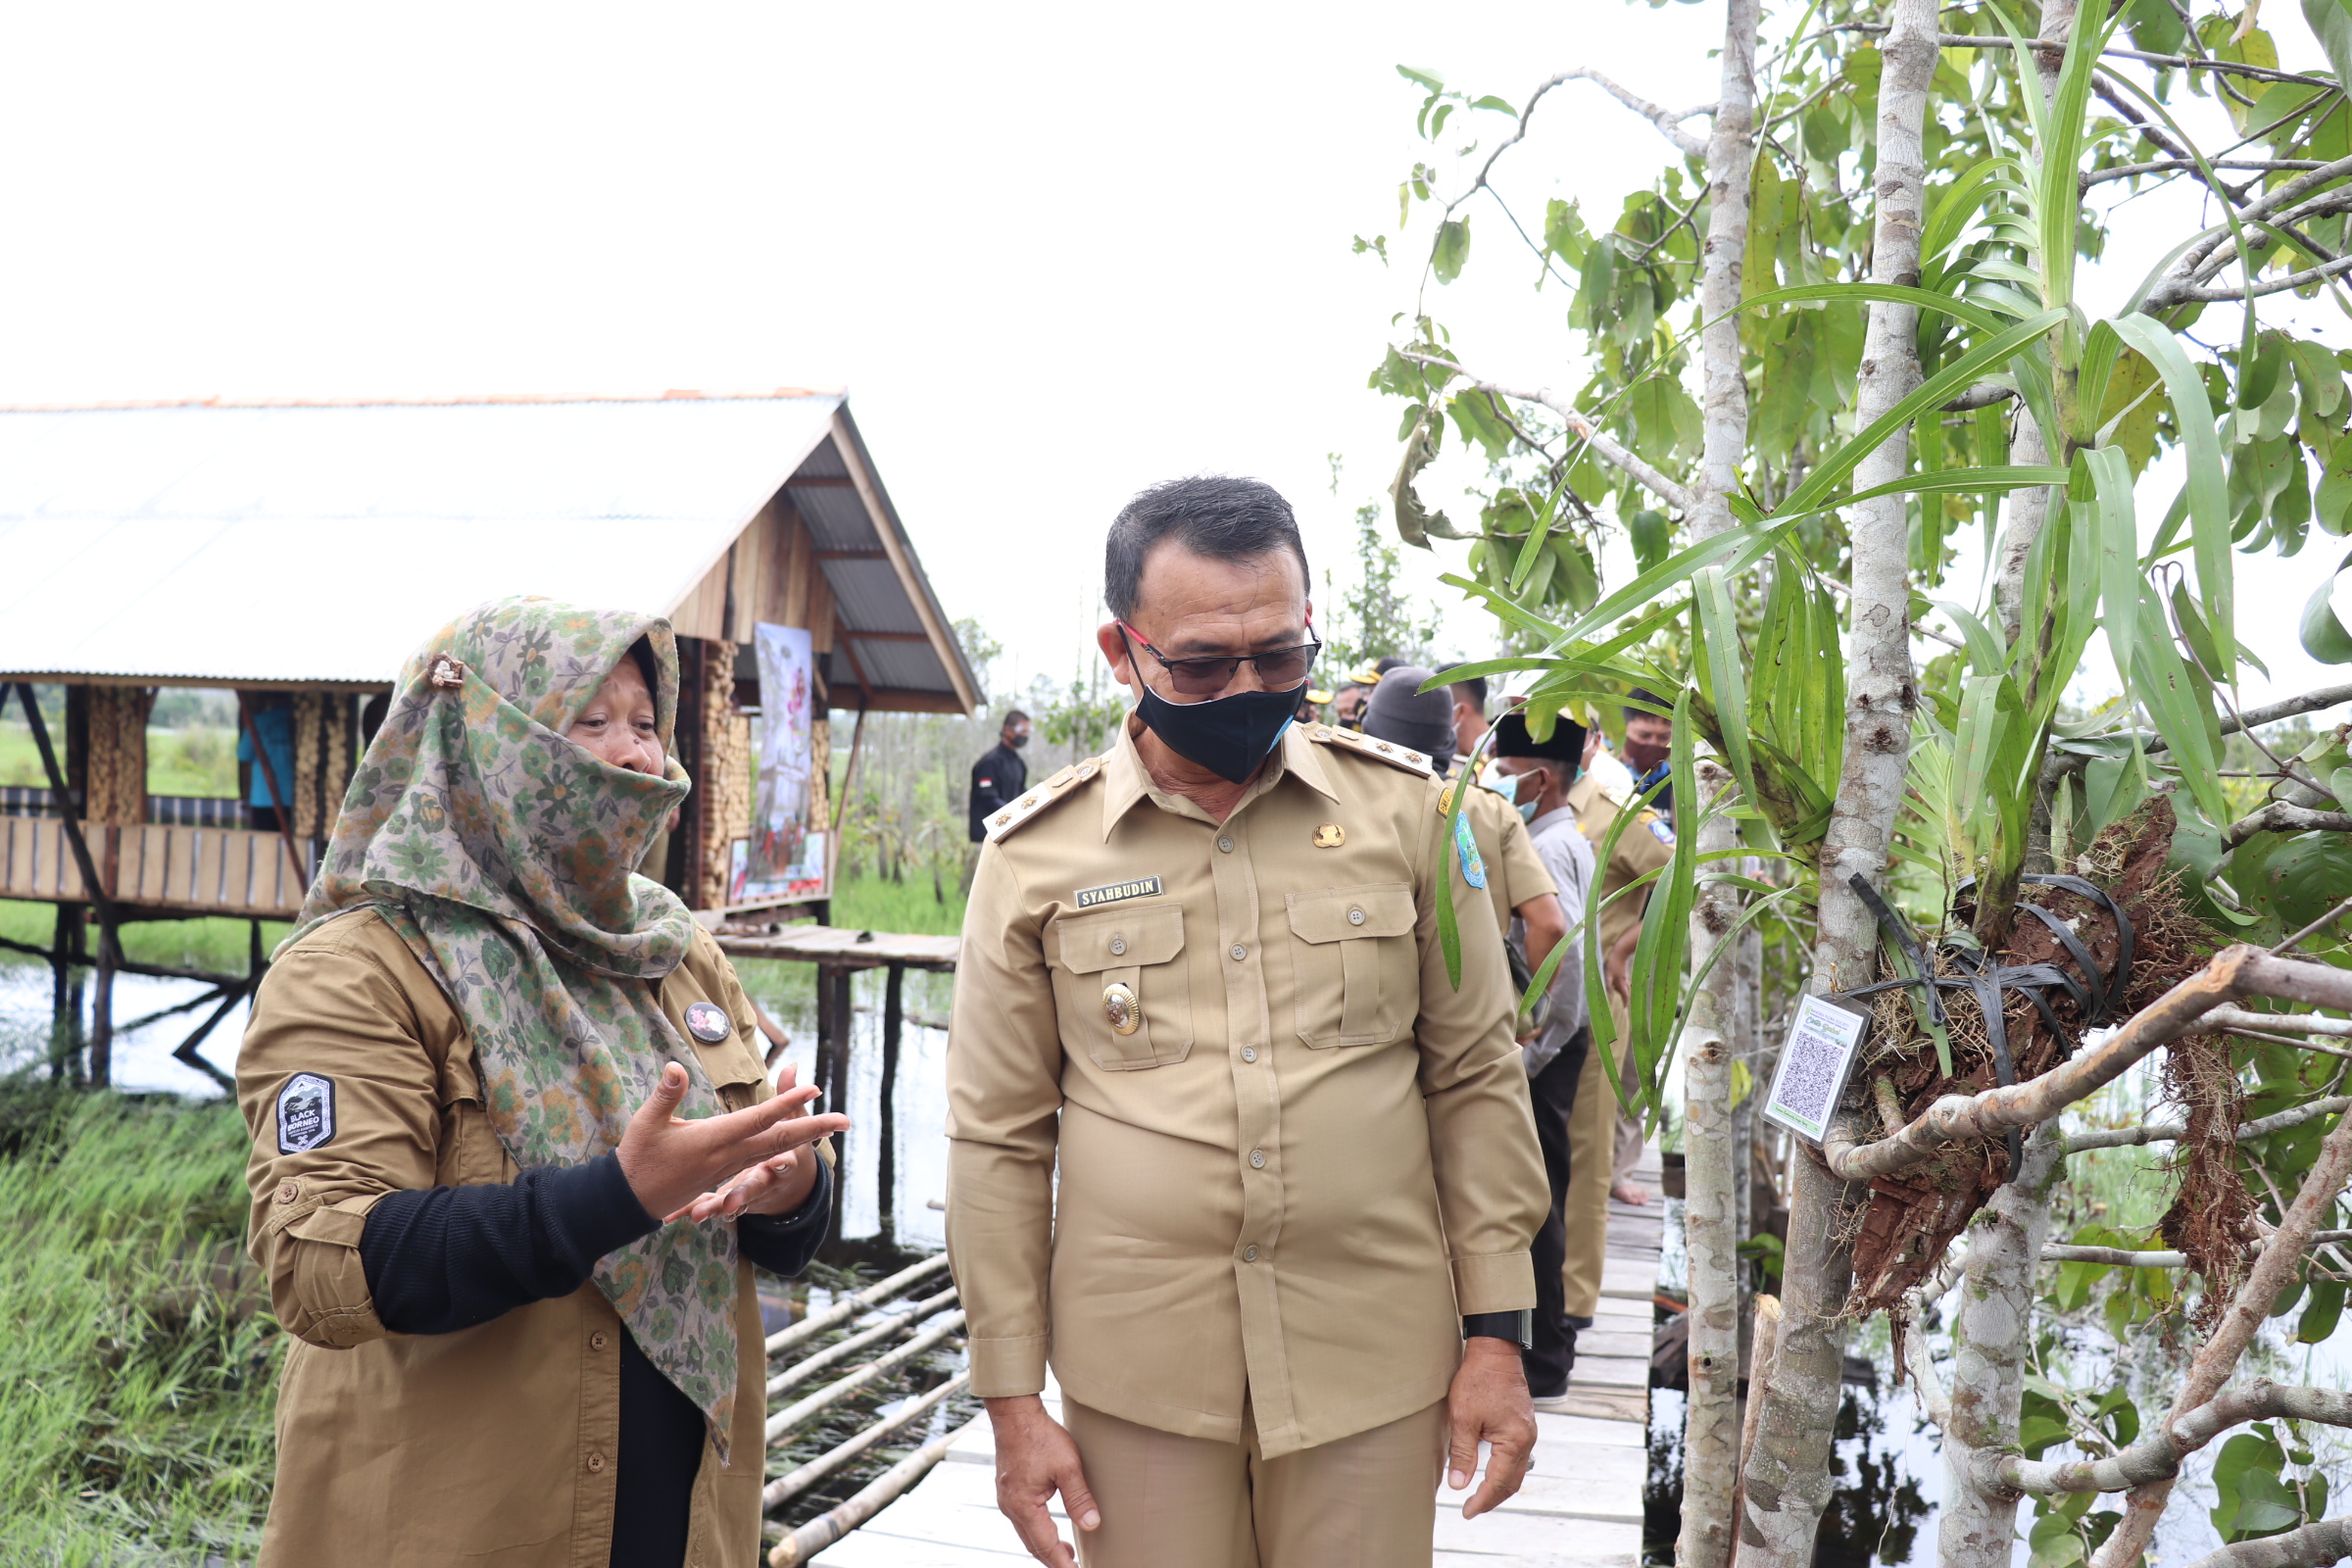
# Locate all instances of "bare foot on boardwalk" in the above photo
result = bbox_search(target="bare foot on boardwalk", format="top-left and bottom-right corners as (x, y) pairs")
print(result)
(1612, 1181), (1651, 1206)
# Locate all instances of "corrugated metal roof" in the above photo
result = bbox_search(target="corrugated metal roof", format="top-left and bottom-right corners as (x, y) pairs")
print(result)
(0, 393), (977, 710)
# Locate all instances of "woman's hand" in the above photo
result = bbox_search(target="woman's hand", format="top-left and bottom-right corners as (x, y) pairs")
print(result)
(614, 1061), (848, 1224)
(672, 1063), (830, 1223)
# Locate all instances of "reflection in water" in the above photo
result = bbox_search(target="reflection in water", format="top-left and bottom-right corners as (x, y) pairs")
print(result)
(1646, 1364), (1936, 1567)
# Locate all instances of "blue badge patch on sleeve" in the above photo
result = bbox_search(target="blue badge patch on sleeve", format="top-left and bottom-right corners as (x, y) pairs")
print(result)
(1647, 816), (1676, 845)
(275, 1073), (336, 1155)
(1454, 811), (1488, 889)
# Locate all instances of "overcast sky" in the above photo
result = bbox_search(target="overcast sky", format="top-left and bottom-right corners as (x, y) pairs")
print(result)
(2, 1), (2343, 717)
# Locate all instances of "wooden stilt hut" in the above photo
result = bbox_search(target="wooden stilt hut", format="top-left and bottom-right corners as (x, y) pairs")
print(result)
(0, 390), (977, 1087)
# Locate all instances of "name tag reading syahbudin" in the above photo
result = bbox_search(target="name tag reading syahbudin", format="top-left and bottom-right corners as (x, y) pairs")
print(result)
(1075, 876), (1163, 909)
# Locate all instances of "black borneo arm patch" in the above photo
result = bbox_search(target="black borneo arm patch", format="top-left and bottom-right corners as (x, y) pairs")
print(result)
(275, 1073), (337, 1154)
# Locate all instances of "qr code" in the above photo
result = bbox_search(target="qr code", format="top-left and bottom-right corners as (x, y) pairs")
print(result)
(1775, 1025), (1846, 1118)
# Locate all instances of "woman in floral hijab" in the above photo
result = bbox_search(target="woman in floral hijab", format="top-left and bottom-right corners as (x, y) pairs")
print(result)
(238, 597), (845, 1568)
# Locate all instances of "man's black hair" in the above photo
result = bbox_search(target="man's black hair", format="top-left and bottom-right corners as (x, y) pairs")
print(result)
(1624, 687), (1671, 724)
(1103, 476), (1310, 622)
(1450, 675), (1488, 712)
(1374, 656), (1407, 675)
(1004, 709), (1031, 727)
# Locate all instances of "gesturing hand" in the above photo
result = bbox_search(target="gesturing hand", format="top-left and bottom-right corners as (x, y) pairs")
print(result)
(1446, 1337), (1537, 1520)
(672, 1062), (834, 1223)
(987, 1396), (1101, 1568)
(613, 1060), (849, 1224)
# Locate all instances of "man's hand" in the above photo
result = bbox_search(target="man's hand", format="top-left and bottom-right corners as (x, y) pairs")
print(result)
(1604, 921), (1642, 1004)
(1445, 1337), (1537, 1520)
(614, 1061), (849, 1224)
(986, 1396), (1101, 1567)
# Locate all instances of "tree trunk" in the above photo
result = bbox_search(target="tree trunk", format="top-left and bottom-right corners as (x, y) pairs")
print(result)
(1938, 1123), (2066, 1568)
(1679, 3), (1759, 1561)
(1737, 0), (1936, 1561)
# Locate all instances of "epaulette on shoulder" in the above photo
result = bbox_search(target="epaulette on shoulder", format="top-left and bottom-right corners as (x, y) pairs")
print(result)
(1598, 782), (1636, 810)
(983, 754), (1108, 843)
(1308, 723), (1439, 779)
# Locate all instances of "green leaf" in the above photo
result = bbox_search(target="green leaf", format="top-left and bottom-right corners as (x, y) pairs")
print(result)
(2299, 1275), (2345, 1342)
(1433, 219), (1472, 284)
(2258, 832), (2352, 928)
(2302, 549), (2352, 663)
(2230, 1470), (2304, 1538)
(1396, 64), (1445, 92)
(1469, 94), (1517, 114)
(2112, 313), (2235, 668)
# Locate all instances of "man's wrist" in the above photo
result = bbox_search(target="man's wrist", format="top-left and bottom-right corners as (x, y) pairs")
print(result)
(1462, 1309), (1532, 1348)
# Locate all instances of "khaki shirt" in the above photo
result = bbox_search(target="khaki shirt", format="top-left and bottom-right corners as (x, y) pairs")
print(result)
(1567, 770), (1677, 956)
(237, 909), (780, 1568)
(1449, 778), (1556, 936)
(946, 718), (1547, 1459)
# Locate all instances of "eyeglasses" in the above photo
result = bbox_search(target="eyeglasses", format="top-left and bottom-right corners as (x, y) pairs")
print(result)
(1116, 623), (1323, 700)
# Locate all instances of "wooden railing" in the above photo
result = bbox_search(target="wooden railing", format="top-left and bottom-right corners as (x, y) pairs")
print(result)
(0, 817), (312, 920)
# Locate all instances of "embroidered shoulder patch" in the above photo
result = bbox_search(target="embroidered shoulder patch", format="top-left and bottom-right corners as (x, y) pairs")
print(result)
(275, 1072), (337, 1155)
(1646, 815), (1676, 845)
(1453, 812), (1488, 889)
(1076, 875), (1163, 909)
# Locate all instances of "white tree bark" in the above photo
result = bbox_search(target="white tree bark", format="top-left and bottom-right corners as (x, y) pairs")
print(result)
(1938, 1123), (2067, 1568)
(1677, 6), (1759, 1565)
(1738, 1), (1937, 1561)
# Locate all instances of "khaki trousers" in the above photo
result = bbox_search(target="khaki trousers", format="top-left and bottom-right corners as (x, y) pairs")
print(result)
(1064, 1396), (1447, 1568)
(1560, 999), (1631, 1319)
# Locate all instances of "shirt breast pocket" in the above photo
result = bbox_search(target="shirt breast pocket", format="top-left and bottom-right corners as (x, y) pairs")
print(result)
(1286, 882), (1417, 1049)
(1050, 905), (1193, 1071)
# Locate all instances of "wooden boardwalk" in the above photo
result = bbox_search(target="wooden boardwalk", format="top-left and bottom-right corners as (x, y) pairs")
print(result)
(812, 1152), (1666, 1568)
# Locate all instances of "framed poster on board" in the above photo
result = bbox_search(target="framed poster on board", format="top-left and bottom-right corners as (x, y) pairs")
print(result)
(732, 622), (829, 905)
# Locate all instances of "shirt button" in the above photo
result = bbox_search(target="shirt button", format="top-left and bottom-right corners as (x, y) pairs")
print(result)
(1217, 837), (1234, 853)
(1241, 1047), (1257, 1063)
(275, 1180), (300, 1203)
(1109, 937), (1126, 956)
(1243, 1245), (1259, 1262)
(590, 1332), (609, 1350)
(1250, 1149), (1266, 1169)
(587, 1452), (607, 1474)
(1348, 907), (1366, 925)
(1230, 944), (1247, 961)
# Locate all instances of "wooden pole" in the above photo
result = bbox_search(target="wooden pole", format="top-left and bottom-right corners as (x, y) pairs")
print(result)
(766, 1422), (963, 1567)
(48, 903), (73, 1081)
(762, 1369), (971, 1514)
(90, 907), (114, 1088)
(767, 1285), (957, 1398)
(237, 702), (311, 892)
(825, 966), (854, 1237)
(764, 1251), (951, 1358)
(880, 963), (904, 1246)
(762, 1311), (966, 1446)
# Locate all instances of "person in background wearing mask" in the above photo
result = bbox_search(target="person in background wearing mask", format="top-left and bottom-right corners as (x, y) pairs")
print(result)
(950, 476), (1548, 1568)
(1362, 669), (1565, 1022)
(1618, 689), (1675, 823)
(1298, 685), (1335, 724)
(968, 709), (1034, 843)
(1449, 676), (1491, 763)
(1484, 713), (1594, 1406)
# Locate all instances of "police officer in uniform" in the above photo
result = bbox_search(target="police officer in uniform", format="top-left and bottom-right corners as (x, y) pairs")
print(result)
(1558, 750), (1676, 1329)
(969, 710), (1034, 842)
(948, 477), (1549, 1568)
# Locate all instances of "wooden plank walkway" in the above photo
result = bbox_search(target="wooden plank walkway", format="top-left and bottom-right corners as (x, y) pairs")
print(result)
(812, 1152), (1666, 1568)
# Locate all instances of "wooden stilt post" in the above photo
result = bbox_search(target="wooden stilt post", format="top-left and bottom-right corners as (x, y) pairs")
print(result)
(825, 966), (854, 1236)
(879, 962), (904, 1246)
(49, 903), (73, 1080)
(90, 910), (115, 1088)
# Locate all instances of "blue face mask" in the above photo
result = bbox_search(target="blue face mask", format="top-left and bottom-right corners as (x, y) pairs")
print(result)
(1484, 761), (1544, 824)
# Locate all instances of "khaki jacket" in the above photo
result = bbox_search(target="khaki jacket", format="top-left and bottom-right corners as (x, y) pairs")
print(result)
(1566, 771), (1676, 955)
(237, 909), (780, 1568)
(946, 719), (1547, 1459)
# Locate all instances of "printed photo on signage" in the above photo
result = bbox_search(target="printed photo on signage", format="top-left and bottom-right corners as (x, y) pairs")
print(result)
(733, 621), (829, 904)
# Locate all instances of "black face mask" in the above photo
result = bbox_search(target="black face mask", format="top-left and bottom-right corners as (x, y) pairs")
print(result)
(1134, 679), (1305, 785)
(1007, 732), (1028, 750)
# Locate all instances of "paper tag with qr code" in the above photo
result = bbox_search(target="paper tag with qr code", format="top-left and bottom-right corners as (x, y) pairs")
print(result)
(1763, 994), (1870, 1144)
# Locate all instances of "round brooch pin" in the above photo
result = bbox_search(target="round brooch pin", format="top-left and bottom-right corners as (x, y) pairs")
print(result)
(683, 1002), (732, 1044)
(1102, 983), (1142, 1036)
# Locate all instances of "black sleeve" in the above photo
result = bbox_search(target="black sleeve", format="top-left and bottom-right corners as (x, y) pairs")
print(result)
(969, 755), (1003, 842)
(358, 1153), (659, 1336)
(735, 1156), (833, 1278)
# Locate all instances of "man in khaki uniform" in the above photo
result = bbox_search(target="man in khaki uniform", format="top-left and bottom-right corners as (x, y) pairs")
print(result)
(1559, 763), (1676, 1324)
(948, 477), (1549, 1568)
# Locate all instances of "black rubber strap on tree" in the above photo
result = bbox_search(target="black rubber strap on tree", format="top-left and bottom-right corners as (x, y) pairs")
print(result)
(1846, 874), (1949, 1030)
(2021, 873), (2133, 1024)
(2017, 904), (2110, 1024)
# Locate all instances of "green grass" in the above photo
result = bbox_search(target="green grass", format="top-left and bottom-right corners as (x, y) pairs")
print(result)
(824, 873), (966, 937)
(1, 902), (289, 976)
(0, 723), (239, 798)
(0, 1085), (278, 1563)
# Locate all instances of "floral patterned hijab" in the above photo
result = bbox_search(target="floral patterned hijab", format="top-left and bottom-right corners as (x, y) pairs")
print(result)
(288, 596), (746, 1456)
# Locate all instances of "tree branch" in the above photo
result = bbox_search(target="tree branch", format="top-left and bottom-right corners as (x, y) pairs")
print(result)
(1997, 1383), (2352, 1496)
(2045, 682), (2352, 783)
(2043, 1245), (2187, 1266)
(2083, 158), (2332, 189)
(1825, 949), (2352, 1182)
(2224, 802), (2352, 851)
(2180, 1518), (2352, 1568)
(2158, 251), (2352, 305)
(1941, 381), (2019, 411)
(1559, 68), (1712, 159)
(2066, 1094), (2352, 1153)
(1834, 24), (2343, 87)
(1398, 350), (1702, 513)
